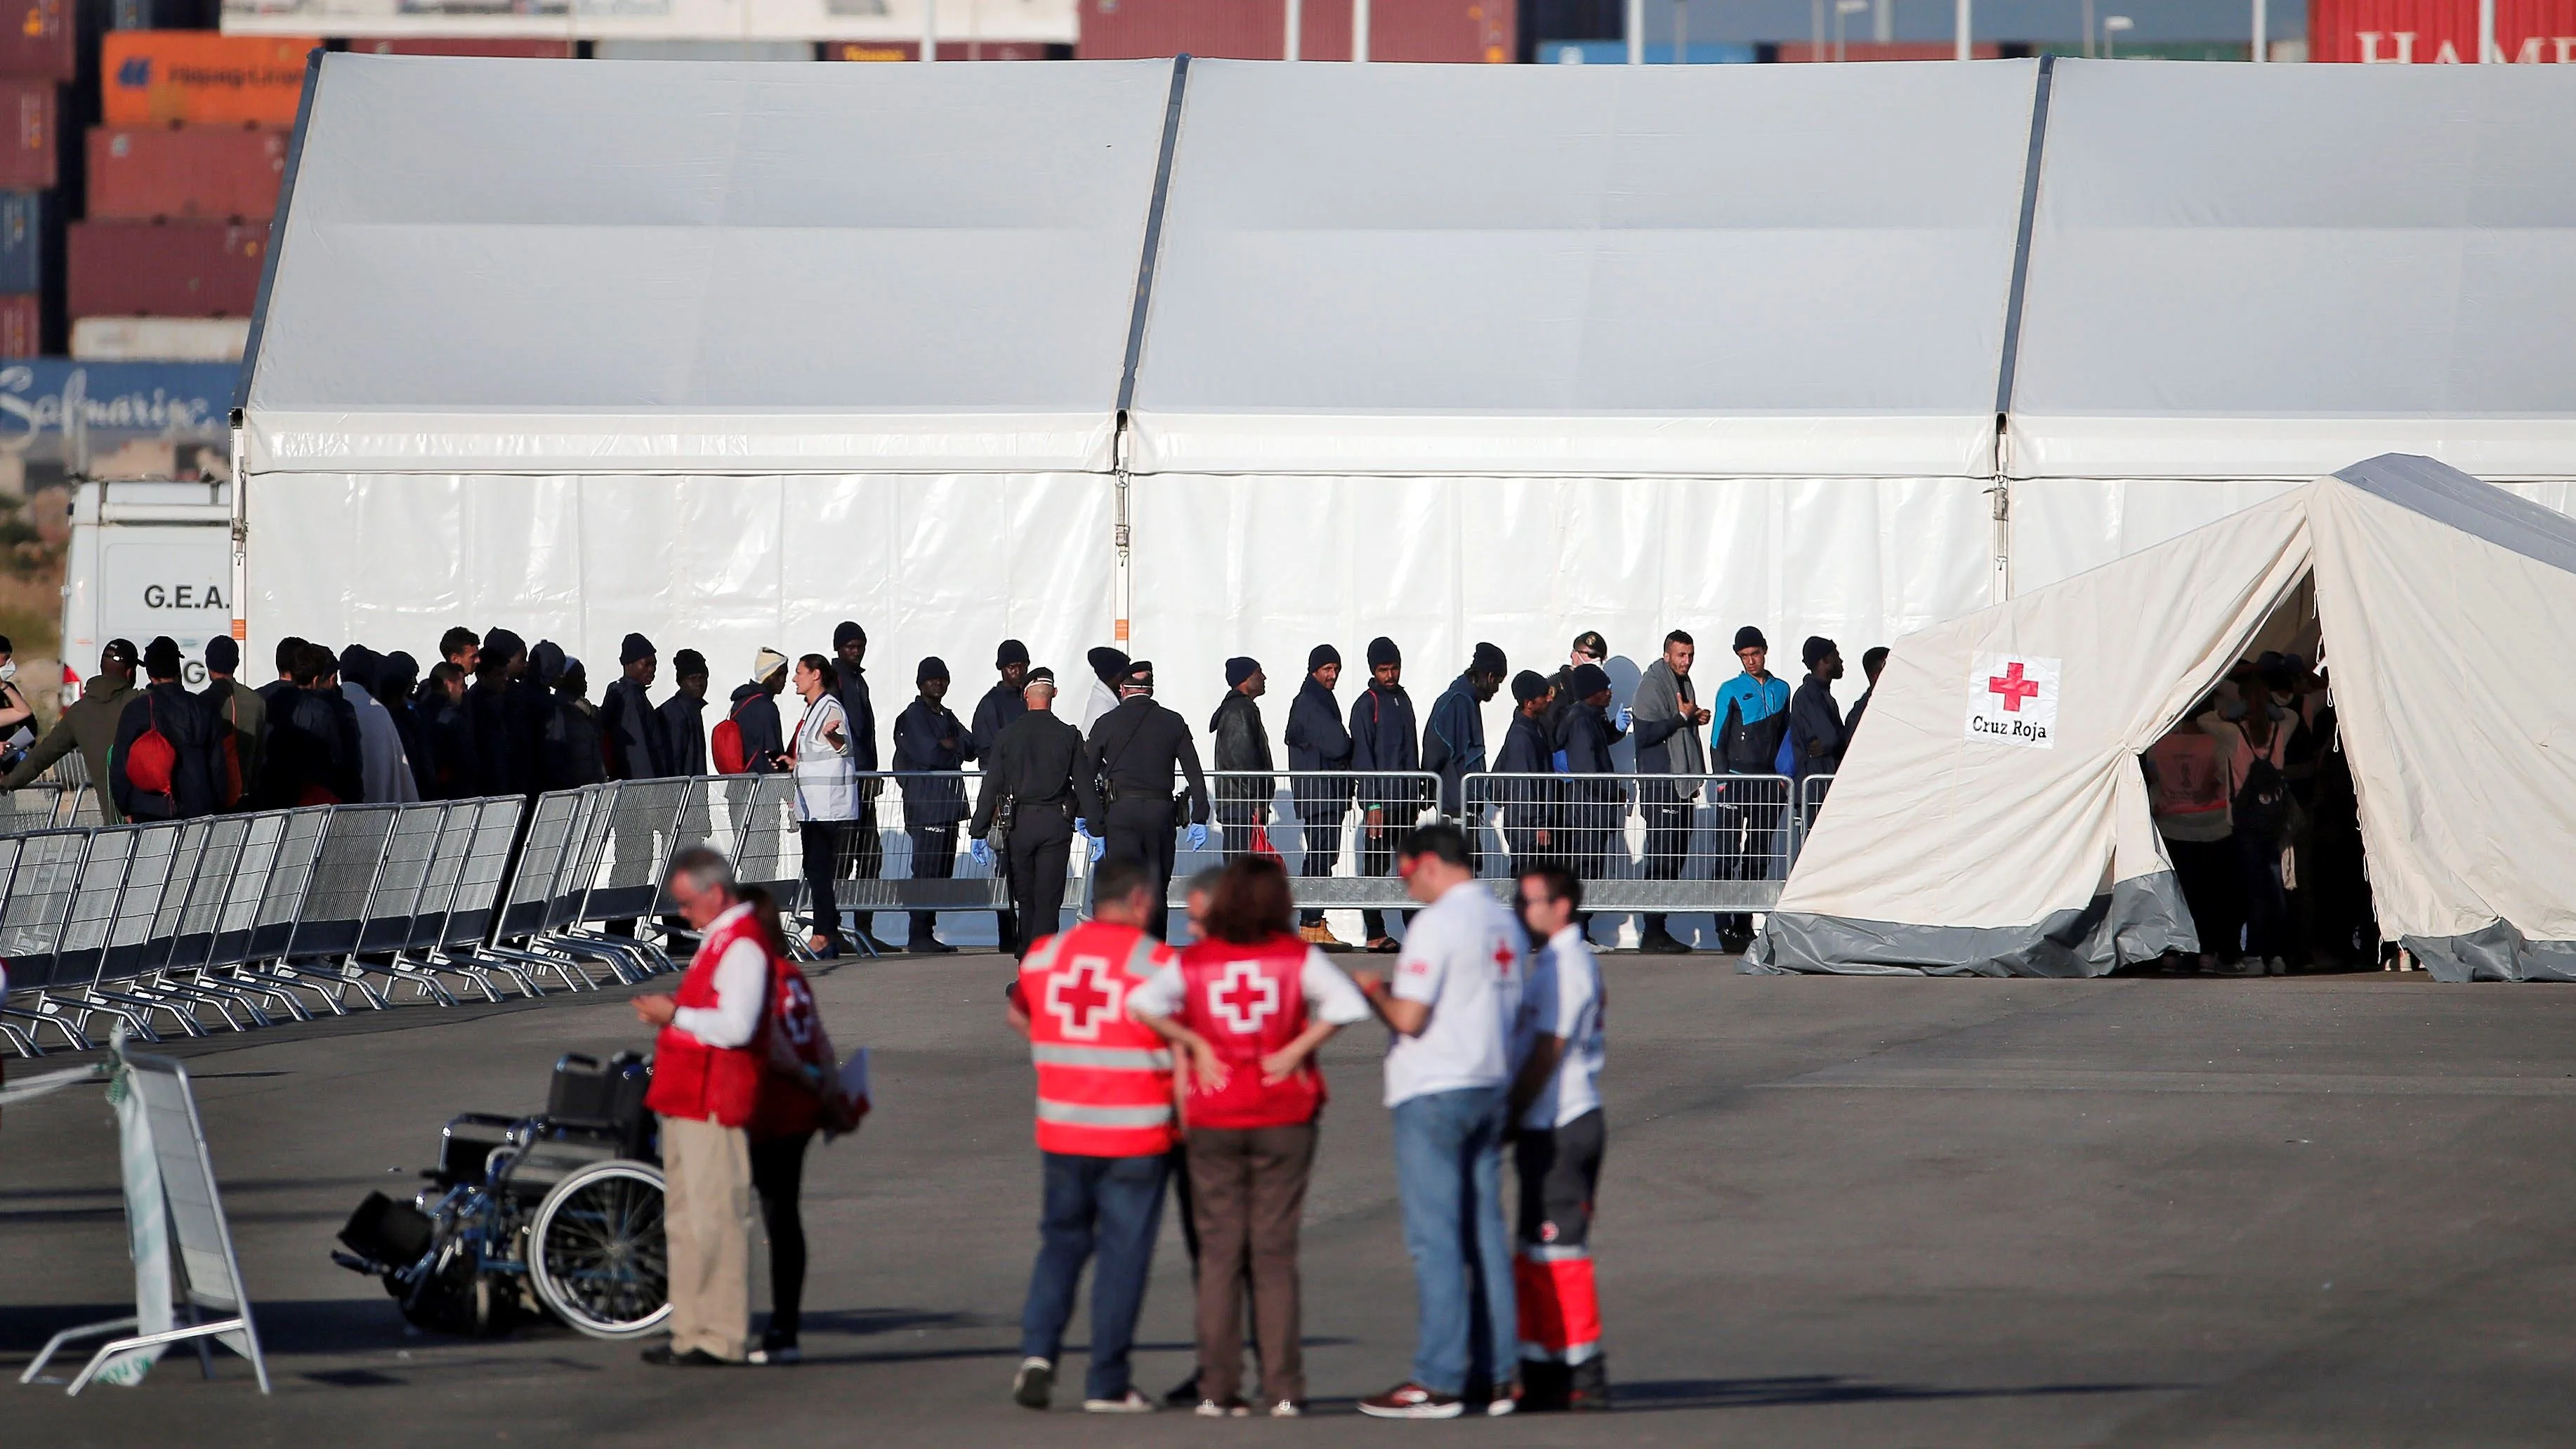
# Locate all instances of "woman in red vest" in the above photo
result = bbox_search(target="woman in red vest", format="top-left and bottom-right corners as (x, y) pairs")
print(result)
(1129, 855), (1372, 1418)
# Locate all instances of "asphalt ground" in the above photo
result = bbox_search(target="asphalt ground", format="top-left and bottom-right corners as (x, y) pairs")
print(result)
(8, 950), (2576, 1448)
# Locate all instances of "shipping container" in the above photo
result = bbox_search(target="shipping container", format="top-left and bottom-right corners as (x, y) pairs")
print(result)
(67, 218), (267, 317)
(0, 0), (84, 82)
(339, 37), (579, 58)
(103, 32), (318, 127)
(2311, 0), (2576, 60)
(1537, 39), (1756, 61)
(0, 191), (55, 296)
(0, 293), (34, 355)
(72, 314), (247, 360)
(591, 40), (817, 62)
(88, 124), (286, 220)
(823, 39), (1068, 59)
(0, 79), (58, 191)
(1079, 0), (1510, 60)
(109, 0), (217, 27)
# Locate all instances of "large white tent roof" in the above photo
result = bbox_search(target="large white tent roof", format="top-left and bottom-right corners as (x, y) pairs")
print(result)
(2007, 62), (2576, 482)
(240, 55), (1177, 476)
(1126, 58), (2041, 480)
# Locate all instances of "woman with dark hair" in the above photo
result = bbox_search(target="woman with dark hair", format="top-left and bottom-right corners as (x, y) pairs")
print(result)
(738, 882), (862, 1366)
(786, 654), (856, 957)
(1129, 855), (1372, 1417)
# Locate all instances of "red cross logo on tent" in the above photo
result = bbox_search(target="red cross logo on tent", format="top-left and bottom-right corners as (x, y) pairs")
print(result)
(1988, 661), (2042, 713)
(1046, 957), (1120, 1041)
(1207, 959), (1280, 1034)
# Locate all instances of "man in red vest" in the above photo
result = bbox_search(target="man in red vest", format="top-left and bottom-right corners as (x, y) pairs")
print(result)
(632, 846), (775, 1366)
(1005, 857), (1181, 1414)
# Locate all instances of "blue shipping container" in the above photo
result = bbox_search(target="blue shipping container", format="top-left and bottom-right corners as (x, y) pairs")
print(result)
(0, 191), (50, 296)
(0, 359), (237, 464)
(1539, 40), (1759, 63)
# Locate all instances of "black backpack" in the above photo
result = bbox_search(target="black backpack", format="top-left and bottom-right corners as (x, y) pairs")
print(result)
(2233, 754), (2292, 842)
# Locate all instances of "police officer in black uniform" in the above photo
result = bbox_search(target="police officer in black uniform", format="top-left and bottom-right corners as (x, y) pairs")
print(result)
(1084, 659), (1210, 940)
(969, 669), (1103, 958)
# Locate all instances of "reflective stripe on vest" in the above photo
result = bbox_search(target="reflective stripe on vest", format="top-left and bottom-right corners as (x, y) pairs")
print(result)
(1036, 1100), (1176, 1128)
(1032, 1044), (1174, 1070)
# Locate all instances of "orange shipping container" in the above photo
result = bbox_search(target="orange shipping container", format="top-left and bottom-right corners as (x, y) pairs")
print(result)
(103, 32), (319, 128)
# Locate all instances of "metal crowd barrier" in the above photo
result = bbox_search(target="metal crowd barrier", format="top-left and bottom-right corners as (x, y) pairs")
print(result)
(1450, 772), (1797, 912)
(1197, 770), (1445, 910)
(0, 783), (93, 832)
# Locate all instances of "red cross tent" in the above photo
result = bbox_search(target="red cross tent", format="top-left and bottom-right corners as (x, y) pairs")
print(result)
(1754, 454), (2576, 983)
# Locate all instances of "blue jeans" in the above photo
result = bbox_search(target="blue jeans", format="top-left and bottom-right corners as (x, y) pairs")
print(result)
(1020, 1150), (1171, 1402)
(1391, 1085), (1517, 1395)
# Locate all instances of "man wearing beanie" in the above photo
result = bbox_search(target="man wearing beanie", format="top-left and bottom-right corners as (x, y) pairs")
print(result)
(602, 631), (672, 782)
(1086, 660), (1210, 939)
(1082, 646), (1129, 735)
(1789, 636), (1848, 792)
(1556, 662), (1629, 922)
(892, 657), (968, 953)
(1283, 645), (1354, 948)
(1494, 670), (1559, 867)
(1209, 656), (1273, 860)
(660, 648), (712, 777)
(111, 635), (223, 822)
(1348, 637), (1421, 951)
(1709, 626), (1792, 955)
(966, 640), (1033, 948)
(199, 633), (263, 810)
(725, 649), (791, 777)
(1631, 630), (1713, 954)
(1424, 643), (1506, 832)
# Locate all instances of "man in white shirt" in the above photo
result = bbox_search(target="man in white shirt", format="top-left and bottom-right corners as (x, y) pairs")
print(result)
(1351, 823), (1525, 1420)
(1509, 863), (1611, 1412)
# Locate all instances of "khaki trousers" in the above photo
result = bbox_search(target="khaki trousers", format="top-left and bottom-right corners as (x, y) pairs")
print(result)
(659, 1114), (756, 1361)
(1187, 1122), (1318, 1407)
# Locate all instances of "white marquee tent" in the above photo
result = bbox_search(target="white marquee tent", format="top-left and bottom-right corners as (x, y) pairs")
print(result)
(1756, 454), (2576, 984)
(236, 54), (2576, 766)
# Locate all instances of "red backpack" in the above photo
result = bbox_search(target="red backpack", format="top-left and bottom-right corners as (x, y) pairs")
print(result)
(710, 695), (752, 775)
(124, 695), (177, 798)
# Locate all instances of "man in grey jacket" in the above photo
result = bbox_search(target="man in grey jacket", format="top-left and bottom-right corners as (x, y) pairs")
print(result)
(1631, 630), (1711, 954)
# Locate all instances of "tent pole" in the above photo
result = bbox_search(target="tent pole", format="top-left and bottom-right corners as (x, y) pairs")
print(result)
(1286, 0), (1301, 59)
(921, 0), (937, 60)
(1353, 0), (1369, 60)
(1114, 472), (1133, 650)
(2250, 0), (2266, 61)
(2478, 0), (2495, 60)
(1954, 0), (1970, 59)
(1627, 0), (1644, 62)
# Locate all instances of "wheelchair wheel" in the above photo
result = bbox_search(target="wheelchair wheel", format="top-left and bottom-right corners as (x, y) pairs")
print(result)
(527, 1160), (671, 1340)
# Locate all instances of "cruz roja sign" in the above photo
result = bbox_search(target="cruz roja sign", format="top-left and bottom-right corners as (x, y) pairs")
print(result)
(1965, 651), (2058, 750)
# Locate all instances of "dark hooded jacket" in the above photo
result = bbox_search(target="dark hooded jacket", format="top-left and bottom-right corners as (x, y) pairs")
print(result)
(660, 690), (708, 777)
(1552, 694), (1627, 809)
(260, 685), (362, 808)
(600, 674), (670, 780)
(1282, 674), (1353, 822)
(968, 679), (1026, 763)
(1492, 707), (1559, 830)
(725, 682), (788, 775)
(1348, 680), (1419, 813)
(1209, 689), (1272, 823)
(1420, 672), (1487, 815)
(111, 679), (223, 822)
(892, 695), (968, 827)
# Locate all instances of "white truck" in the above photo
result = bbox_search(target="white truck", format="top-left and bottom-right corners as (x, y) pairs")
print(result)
(58, 478), (235, 706)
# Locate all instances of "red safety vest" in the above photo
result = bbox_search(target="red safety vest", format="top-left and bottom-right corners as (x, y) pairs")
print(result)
(645, 907), (771, 1129)
(1174, 933), (1324, 1132)
(1019, 921), (1178, 1158)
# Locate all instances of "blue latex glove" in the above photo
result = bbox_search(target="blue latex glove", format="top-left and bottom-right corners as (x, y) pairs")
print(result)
(969, 837), (995, 868)
(1186, 822), (1211, 852)
(1611, 704), (1634, 733)
(1086, 832), (1105, 863)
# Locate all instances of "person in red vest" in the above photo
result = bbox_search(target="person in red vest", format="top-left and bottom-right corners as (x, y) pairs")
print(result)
(631, 846), (777, 1367)
(1129, 855), (1372, 1418)
(1004, 857), (1182, 1414)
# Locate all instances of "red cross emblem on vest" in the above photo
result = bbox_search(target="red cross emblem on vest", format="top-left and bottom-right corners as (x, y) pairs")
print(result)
(1046, 957), (1120, 1041)
(1207, 959), (1280, 1034)
(1494, 940), (1516, 977)
(1987, 661), (2041, 713)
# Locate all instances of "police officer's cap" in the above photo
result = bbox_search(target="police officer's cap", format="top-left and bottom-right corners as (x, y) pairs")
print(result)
(1023, 666), (1057, 692)
(1121, 660), (1155, 688)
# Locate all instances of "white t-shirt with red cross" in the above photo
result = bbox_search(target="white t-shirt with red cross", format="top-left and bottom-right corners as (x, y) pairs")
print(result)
(1382, 877), (1527, 1108)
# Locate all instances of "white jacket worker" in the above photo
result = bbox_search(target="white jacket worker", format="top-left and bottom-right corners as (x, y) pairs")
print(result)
(788, 653), (860, 957)
(1508, 862), (1612, 1411)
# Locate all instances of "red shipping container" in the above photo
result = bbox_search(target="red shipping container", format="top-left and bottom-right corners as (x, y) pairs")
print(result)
(0, 78), (55, 190)
(0, 0), (79, 81)
(88, 124), (287, 220)
(1079, 0), (1511, 62)
(341, 38), (579, 58)
(824, 39), (1065, 60)
(2310, 0), (2576, 61)
(67, 218), (269, 318)
(0, 292), (34, 355)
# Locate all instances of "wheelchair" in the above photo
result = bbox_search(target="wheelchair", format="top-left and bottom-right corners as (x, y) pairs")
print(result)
(334, 1051), (670, 1341)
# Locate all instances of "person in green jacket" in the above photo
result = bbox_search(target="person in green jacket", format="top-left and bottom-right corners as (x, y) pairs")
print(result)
(0, 638), (140, 823)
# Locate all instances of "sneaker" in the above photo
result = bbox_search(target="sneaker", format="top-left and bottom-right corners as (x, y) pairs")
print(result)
(1568, 1357), (1612, 1412)
(2267, 956), (2289, 976)
(1358, 1382), (1466, 1420)
(1195, 1398), (1251, 1417)
(1299, 922), (1350, 951)
(1013, 1357), (1053, 1410)
(1486, 1386), (1522, 1416)
(1365, 936), (1402, 955)
(746, 1344), (801, 1366)
(1717, 932), (1753, 957)
(1269, 1400), (1304, 1418)
(640, 1345), (732, 1368)
(1083, 1389), (1159, 1414)
(913, 937), (959, 955)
